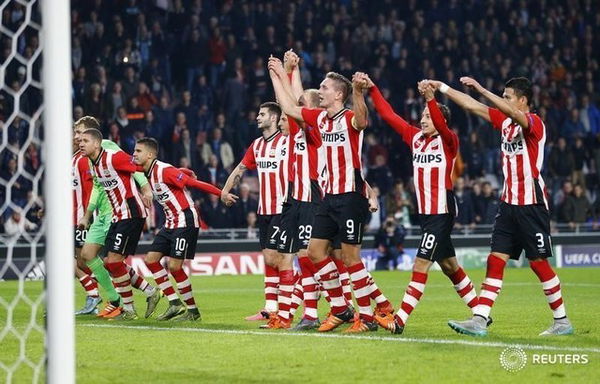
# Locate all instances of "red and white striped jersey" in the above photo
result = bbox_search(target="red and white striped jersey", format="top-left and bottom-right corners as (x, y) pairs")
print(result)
(489, 108), (548, 208)
(90, 148), (146, 222)
(370, 87), (458, 215)
(301, 108), (366, 196)
(242, 131), (288, 215)
(147, 160), (200, 229)
(288, 117), (324, 202)
(72, 151), (93, 225)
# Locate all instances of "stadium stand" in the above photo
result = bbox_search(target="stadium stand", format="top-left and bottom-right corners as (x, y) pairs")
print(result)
(1, 0), (599, 234)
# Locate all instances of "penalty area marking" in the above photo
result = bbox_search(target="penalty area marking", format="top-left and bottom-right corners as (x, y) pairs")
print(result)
(79, 323), (600, 354)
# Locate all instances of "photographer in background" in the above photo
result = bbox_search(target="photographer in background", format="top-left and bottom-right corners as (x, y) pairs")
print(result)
(374, 216), (406, 271)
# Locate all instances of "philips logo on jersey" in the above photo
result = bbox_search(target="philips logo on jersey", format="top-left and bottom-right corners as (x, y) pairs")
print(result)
(502, 139), (525, 154)
(295, 141), (306, 151)
(322, 132), (346, 143)
(100, 179), (119, 189)
(257, 160), (279, 169)
(157, 191), (170, 201)
(413, 153), (443, 164)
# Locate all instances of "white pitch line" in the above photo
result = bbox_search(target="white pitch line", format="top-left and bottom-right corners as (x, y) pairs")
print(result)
(197, 282), (600, 294)
(79, 323), (600, 354)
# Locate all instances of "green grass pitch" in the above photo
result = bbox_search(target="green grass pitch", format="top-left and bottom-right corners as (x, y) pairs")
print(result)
(1, 268), (598, 383)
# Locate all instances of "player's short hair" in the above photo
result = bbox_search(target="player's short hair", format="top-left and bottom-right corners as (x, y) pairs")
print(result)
(325, 72), (352, 103)
(259, 102), (282, 122)
(300, 89), (320, 108)
(505, 77), (533, 106)
(137, 137), (159, 155)
(437, 103), (451, 125)
(82, 128), (102, 142)
(74, 116), (100, 130)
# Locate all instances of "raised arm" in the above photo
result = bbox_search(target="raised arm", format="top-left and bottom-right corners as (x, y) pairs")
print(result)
(284, 50), (305, 102)
(351, 72), (368, 131)
(460, 76), (529, 129)
(268, 57), (303, 121)
(427, 79), (491, 122)
(366, 78), (419, 144)
(419, 81), (458, 154)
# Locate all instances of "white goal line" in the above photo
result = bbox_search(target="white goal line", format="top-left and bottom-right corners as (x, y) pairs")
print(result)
(79, 324), (600, 354)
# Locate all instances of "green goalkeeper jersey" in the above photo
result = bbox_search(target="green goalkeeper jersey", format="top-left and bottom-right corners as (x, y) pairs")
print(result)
(86, 140), (148, 217)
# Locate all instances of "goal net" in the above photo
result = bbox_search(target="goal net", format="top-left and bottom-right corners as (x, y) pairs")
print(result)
(1, 0), (73, 382)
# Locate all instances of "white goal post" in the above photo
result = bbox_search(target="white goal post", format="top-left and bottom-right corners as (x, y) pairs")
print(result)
(42, 0), (74, 382)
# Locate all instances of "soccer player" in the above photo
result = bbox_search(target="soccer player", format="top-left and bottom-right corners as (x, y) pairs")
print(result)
(79, 128), (157, 320)
(72, 121), (102, 315)
(75, 117), (159, 319)
(358, 75), (481, 334)
(427, 76), (573, 336)
(220, 102), (288, 322)
(133, 137), (238, 321)
(269, 59), (390, 333)
(263, 51), (325, 330)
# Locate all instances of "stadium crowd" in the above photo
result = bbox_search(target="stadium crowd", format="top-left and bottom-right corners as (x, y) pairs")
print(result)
(1, 0), (600, 235)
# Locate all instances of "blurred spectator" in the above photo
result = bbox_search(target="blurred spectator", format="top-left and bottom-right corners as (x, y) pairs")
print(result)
(106, 82), (126, 120)
(201, 193), (233, 229)
(559, 184), (591, 229)
(208, 27), (227, 87)
(366, 155), (393, 196)
(373, 216), (406, 271)
(245, 211), (258, 239)
(135, 82), (158, 112)
(172, 128), (196, 168)
(385, 181), (412, 227)
(0, 157), (30, 206)
(454, 177), (475, 230)
(199, 154), (228, 189)
(478, 182), (499, 225)
(205, 127), (234, 170)
(462, 131), (485, 180)
(579, 95), (600, 138)
(4, 209), (37, 236)
(548, 138), (575, 190)
(571, 138), (588, 190)
(232, 183), (259, 228)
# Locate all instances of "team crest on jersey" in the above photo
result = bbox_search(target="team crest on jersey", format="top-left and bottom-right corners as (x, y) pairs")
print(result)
(103, 170), (111, 177)
(269, 148), (276, 157)
(413, 138), (425, 150)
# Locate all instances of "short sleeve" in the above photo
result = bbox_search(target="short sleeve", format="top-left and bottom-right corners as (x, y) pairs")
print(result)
(241, 145), (257, 170)
(525, 113), (544, 140)
(301, 108), (324, 128)
(488, 108), (506, 131)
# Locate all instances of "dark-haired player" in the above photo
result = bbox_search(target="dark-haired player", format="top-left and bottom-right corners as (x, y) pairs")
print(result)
(133, 138), (237, 321)
(427, 76), (573, 336)
(220, 102), (289, 323)
(357, 74), (480, 334)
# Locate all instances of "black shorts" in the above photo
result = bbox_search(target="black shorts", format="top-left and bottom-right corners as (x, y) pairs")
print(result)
(257, 214), (282, 250)
(491, 202), (553, 260)
(277, 198), (316, 253)
(74, 226), (87, 249)
(416, 214), (456, 262)
(149, 226), (199, 259)
(106, 218), (145, 256)
(312, 192), (369, 245)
